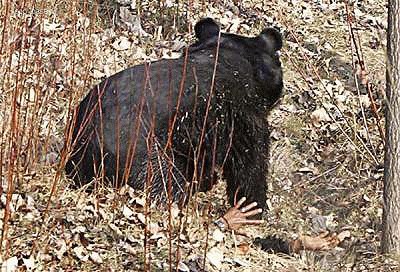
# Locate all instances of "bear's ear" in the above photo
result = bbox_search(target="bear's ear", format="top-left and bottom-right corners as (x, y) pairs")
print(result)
(259, 28), (282, 52)
(194, 18), (220, 42)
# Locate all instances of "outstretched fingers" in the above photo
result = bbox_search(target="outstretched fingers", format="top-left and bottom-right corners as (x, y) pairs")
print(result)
(243, 208), (263, 218)
(234, 197), (247, 209)
(240, 201), (258, 213)
(221, 198), (265, 231)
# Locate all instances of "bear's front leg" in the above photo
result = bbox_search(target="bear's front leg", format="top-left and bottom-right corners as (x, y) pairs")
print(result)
(223, 129), (269, 215)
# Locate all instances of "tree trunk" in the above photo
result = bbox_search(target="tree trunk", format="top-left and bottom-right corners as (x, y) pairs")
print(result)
(382, 0), (400, 254)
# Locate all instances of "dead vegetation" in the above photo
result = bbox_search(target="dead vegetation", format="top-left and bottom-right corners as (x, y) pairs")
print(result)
(0, 0), (397, 271)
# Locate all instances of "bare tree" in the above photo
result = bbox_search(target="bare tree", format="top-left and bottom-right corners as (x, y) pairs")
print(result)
(382, 0), (400, 254)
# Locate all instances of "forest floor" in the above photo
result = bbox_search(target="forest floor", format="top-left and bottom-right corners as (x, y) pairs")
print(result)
(0, 0), (397, 271)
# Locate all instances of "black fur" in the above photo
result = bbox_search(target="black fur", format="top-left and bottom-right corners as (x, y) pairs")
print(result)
(65, 18), (283, 210)
(254, 236), (291, 255)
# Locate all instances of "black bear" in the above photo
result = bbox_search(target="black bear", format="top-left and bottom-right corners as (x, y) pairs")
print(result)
(65, 18), (283, 211)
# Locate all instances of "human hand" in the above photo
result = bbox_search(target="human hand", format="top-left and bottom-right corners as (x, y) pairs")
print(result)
(218, 197), (264, 231)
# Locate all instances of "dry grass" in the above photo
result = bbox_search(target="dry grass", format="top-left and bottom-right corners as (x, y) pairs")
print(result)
(0, 0), (398, 271)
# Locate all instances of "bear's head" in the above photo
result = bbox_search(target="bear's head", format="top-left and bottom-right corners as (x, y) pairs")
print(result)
(191, 18), (283, 108)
